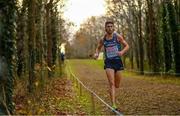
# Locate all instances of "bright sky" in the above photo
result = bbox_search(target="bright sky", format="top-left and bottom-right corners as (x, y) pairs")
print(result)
(64, 0), (106, 28)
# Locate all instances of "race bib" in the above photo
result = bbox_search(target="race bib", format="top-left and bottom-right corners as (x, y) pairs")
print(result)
(105, 45), (118, 58)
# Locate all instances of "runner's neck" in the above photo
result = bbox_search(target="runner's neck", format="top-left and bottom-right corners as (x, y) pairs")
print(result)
(106, 33), (114, 40)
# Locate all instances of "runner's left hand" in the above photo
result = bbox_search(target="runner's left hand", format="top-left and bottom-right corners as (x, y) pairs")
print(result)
(117, 51), (124, 56)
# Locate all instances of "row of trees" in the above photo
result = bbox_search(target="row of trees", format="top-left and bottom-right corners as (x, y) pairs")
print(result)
(69, 16), (106, 58)
(105, 0), (179, 75)
(70, 0), (179, 76)
(0, 0), (69, 114)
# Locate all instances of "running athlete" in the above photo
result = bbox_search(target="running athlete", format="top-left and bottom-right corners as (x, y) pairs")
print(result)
(94, 20), (129, 110)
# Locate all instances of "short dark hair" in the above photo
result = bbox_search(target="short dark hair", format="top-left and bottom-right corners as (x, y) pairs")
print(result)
(105, 20), (114, 26)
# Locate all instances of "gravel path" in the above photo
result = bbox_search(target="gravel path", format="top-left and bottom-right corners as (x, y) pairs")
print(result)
(69, 60), (180, 115)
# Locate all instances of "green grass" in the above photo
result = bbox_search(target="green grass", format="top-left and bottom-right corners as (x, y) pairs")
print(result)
(58, 99), (77, 113)
(73, 83), (98, 115)
(123, 70), (180, 85)
(57, 83), (97, 114)
(71, 59), (104, 69)
(83, 59), (104, 69)
(124, 58), (150, 71)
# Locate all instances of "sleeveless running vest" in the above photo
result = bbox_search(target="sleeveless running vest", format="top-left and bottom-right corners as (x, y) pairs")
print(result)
(103, 33), (121, 59)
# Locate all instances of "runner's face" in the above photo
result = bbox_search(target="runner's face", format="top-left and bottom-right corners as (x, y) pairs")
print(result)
(105, 23), (114, 34)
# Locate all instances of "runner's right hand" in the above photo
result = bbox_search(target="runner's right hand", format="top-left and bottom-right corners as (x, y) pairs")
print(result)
(93, 53), (99, 60)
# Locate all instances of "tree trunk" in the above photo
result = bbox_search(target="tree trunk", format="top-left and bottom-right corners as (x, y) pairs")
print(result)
(166, 1), (180, 76)
(134, 14), (140, 69)
(146, 0), (159, 72)
(138, 0), (144, 74)
(0, 0), (16, 114)
(162, 2), (173, 72)
(17, 0), (27, 78)
(46, 4), (53, 78)
(28, 0), (36, 92)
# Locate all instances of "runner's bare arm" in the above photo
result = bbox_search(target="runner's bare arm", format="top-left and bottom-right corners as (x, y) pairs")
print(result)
(94, 39), (103, 58)
(117, 34), (129, 56)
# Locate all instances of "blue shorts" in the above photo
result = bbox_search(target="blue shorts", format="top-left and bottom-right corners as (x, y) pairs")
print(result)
(104, 58), (124, 72)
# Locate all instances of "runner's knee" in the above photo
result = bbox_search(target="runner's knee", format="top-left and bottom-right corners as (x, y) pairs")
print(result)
(109, 82), (115, 88)
(115, 84), (120, 88)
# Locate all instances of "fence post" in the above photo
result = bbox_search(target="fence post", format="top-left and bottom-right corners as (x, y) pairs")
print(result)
(79, 84), (82, 96)
(76, 79), (78, 88)
(91, 92), (95, 114)
(72, 75), (75, 83)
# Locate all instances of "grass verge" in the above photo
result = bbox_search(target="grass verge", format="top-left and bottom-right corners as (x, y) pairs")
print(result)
(66, 60), (103, 115)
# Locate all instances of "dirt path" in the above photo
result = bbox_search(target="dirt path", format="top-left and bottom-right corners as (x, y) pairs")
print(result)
(69, 59), (180, 115)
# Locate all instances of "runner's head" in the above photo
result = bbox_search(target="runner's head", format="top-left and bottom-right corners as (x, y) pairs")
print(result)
(105, 20), (114, 34)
